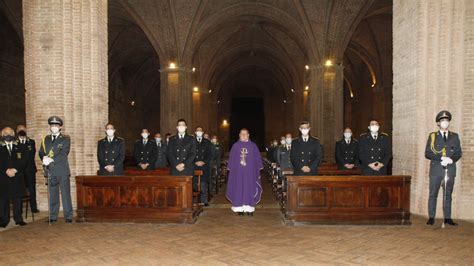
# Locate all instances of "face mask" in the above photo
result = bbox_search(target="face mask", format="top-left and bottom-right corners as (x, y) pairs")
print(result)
(50, 126), (60, 134)
(280, 140), (285, 145)
(300, 129), (310, 136)
(177, 126), (186, 133)
(369, 125), (379, 134)
(344, 132), (352, 139)
(141, 133), (149, 139)
(211, 139), (217, 144)
(18, 130), (27, 137)
(196, 131), (203, 137)
(286, 138), (292, 144)
(273, 142), (278, 146)
(155, 138), (161, 142)
(106, 129), (115, 137)
(3, 135), (14, 142)
(440, 121), (450, 130)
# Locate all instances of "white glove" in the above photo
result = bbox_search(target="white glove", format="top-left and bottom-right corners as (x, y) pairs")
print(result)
(42, 157), (54, 166)
(444, 157), (453, 164)
(440, 160), (448, 167)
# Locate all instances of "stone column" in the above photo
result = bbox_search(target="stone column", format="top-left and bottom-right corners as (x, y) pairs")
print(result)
(393, 0), (473, 219)
(309, 65), (344, 163)
(23, 0), (108, 210)
(159, 67), (193, 134)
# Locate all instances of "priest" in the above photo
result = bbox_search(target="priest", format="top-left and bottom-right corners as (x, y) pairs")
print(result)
(226, 128), (263, 216)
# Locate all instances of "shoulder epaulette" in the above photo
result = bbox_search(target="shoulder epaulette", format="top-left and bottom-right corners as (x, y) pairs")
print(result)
(381, 132), (389, 136)
(310, 135), (319, 140)
(360, 132), (368, 136)
(0, 141), (5, 146)
(117, 137), (124, 141)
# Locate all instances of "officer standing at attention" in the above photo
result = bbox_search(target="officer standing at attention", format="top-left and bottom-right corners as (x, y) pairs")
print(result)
(0, 127), (28, 227)
(97, 123), (125, 175)
(276, 133), (293, 171)
(154, 133), (168, 168)
(290, 121), (323, 175)
(133, 129), (157, 170)
(194, 126), (213, 206)
(425, 110), (462, 226)
(358, 119), (392, 175)
(335, 127), (359, 170)
(167, 119), (196, 176)
(16, 125), (39, 213)
(39, 116), (73, 223)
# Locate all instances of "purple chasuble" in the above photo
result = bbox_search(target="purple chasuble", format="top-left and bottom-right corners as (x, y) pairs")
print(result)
(226, 140), (263, 207)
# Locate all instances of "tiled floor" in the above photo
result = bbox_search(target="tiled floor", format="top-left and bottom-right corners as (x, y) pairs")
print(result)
(0, 179), (473, 265)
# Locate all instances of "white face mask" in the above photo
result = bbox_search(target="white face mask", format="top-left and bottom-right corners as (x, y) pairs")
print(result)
(155, 138), (161, 142)
(106, 129), (115, 137)
(273, 142), (278, 146)
(343, 132), (352, 139)
(440, 121), (450, 130)
(141, 133), (149, 139)
(285, 138), (292, 144)
(50, 126), (60, 134)
(369, 125), (379, 134)
(280, 140), (286, 145)
(300, 128), (310, 136)
(211, 139), (217, 144)
(177, 126), (186, 134)
(196, 131), (203, 137)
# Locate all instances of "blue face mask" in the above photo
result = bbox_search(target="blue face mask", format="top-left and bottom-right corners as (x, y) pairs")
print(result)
(3, 135), (15, 142)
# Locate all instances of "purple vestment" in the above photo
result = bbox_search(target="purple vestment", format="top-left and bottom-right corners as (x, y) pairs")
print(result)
(226, 140), (263, 207)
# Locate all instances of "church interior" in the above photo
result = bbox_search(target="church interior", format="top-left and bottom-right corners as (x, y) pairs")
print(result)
(0, 0), (473, 264)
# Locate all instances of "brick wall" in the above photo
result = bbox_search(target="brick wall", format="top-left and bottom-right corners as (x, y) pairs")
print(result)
(393, 0), (473, 219)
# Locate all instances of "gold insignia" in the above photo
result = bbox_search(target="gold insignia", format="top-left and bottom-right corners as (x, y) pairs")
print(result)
(16, 153), (21, 159)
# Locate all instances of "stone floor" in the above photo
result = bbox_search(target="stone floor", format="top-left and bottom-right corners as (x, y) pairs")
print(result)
(0, 179), (473, 265)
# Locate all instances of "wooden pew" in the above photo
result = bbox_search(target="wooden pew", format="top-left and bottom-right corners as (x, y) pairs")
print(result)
(76, 175), (198, 224)
(284, 175), (411, 225)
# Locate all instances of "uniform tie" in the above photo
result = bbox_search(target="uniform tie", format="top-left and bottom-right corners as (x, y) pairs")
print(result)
(7, 143), (12, 156)
(443, 132), (447, 142)
(52, 135), (57, 143)
(372, 135), (377, 141)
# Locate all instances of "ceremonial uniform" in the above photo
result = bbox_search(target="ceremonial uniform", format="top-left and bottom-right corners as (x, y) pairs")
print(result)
(276, 144), (293, 171)
(290, 136), (323, 175)
(154, 140), (168, 168)
(133, 139), (157, 170)
(97, 136), (125, 175)
(167, 134), (196, 176)
(0, 140), (27, 226)
(194, 137), (213, 203)
(358, 132), (391, 175)
(17, 137), (38, 212)
(335, 138), (359, 170)
(425, 111), (462, 221)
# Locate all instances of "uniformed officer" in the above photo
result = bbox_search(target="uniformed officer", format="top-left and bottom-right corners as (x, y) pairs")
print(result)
(425, 110), (462, 226)
(16, 125), (39, 213)
(210, 135), (223, 193)
(276, 133), (293, 171)
(39, 116), (73, 223)
(166, 119), (196, 176)
(266, 140), (278, 163)
(290, 121), (323, 175)
(194, 126), (213, 205)
(358, 119), (392, 175)
(133, 129), (157, 170)
(97, 123), (125, 175)
(335, 127), (359, 170)
(154, 133), (168, 168)
(0, 127), (28, 227)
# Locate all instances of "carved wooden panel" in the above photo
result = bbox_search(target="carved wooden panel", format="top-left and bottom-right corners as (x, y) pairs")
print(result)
(333, 187), (364, 208)
(298, 187), (327, 207)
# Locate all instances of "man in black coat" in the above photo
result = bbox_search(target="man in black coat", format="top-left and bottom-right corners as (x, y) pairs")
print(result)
(335, 127), (359, 170)
(97, 123), (125, 175)
(133, 128), (157, 170)
(16, 125), (39, 213)
(358, 119), (392, 175)
(0, 127), (27, 227)
(290, 121), (323, 175)
(193, 126), (213, 205)
(153, 133), (168, 168)
(167, 119), (196, 176)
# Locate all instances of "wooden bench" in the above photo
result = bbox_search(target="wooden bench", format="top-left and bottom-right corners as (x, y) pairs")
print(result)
(76, 174), (199, 224)
(284, 175), (411, 225)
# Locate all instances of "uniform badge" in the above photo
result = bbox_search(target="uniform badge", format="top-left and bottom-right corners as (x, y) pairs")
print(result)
(16, 153), (22, 159)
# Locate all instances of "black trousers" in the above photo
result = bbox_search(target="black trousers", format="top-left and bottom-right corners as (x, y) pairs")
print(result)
(0, 196), (23, 225)
(25, 171), (38, 211)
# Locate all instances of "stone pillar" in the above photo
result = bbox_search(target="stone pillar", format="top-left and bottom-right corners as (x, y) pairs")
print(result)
(393, 0), (474, 219)
(23, 0), (108, 210)
(159, 68), (193, 134)
(309, 65), (344, 163)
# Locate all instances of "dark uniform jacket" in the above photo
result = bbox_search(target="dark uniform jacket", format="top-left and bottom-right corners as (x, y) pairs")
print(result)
(167, 134), (197, 176)
(335, 138), (359, 170)
(133, 139), (157, 170)
(17, 138), (37, 174)
(290, 136), (323, 175)
(266, 146), (277, 163)
(38, 134), (71, 177)
(97, 136), (125, 175)
(194, 138), (213, 182)
(0, 141), (27, 198)
(276, 145), (293, 171)
(154, 141), (168, 169)
(425, 131), (462, 178)
(358, 132), (391, 175)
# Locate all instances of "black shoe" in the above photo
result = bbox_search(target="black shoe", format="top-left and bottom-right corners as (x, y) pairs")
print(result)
(247, 212), (253, 216)
(204, 203), (209, 207)
(32, 209), (40, 214)
(45, 219), (57, 224)
(65, 219), (73, 224)
(15, 221), (27, 226)
(238, 212), (244, 216)
(444, 219), (458, 226)
(0, 222), (8, 228)
(426, 218), (434, 225)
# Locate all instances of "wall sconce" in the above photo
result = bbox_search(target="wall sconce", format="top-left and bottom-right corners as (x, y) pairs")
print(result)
(192, 67), (196, 73)
(222, 119), (228, 126)
(325, 60), (333, 67)
(291, 88), (295, 93)
(304, 86), (309, 91)
(283, 100), (287, 104)
(305, 65), (309, 70)
(130, 101), (135, 106)
(208, 89), (212, 94)
(193, 86), (199, 92)
(169, 62), (176, 69)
